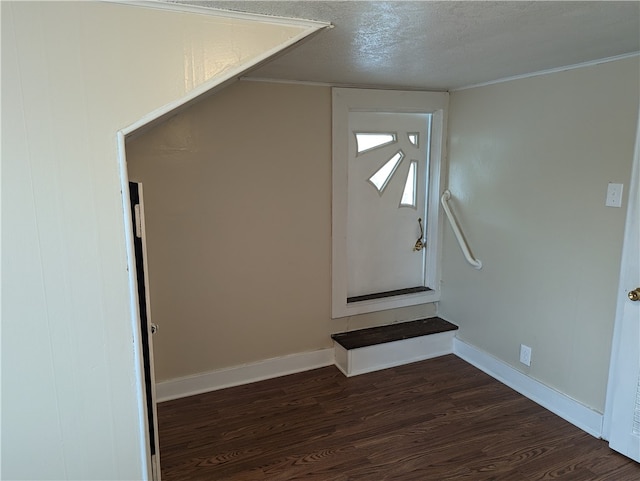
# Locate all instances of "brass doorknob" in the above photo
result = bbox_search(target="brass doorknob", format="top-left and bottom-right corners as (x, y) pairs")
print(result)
(628, 288), (640, 302)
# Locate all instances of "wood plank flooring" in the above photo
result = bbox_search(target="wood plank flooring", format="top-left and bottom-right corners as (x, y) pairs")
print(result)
(157, 355), (639, 480)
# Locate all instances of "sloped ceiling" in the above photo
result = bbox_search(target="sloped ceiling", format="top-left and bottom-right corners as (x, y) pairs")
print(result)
(169, 1), (639, 90)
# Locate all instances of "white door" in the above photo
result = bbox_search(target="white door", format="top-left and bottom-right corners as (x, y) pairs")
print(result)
(129, 182), (162, 480)
(604, 114), (640, 462)
(347, 112), (431, 299)
(331, 88), (448, 318)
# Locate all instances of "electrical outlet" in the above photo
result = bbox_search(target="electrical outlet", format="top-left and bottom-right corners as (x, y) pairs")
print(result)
(520, 344), (532, 367)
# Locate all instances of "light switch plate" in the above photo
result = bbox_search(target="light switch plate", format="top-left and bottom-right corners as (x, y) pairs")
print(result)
(606, 183), (623, 208)
(520, 344), (532, 367)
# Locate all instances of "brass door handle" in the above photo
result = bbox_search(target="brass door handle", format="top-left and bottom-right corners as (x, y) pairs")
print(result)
(628, 288), (640, 302)
(413, 218), (426, 251)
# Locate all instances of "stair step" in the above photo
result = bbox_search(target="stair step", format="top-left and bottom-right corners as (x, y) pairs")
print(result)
(331, 317), (458, 377)
(331, 317), (458, 350)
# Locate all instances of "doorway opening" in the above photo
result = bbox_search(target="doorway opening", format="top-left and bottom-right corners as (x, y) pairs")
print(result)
(331, 88), (449, 318)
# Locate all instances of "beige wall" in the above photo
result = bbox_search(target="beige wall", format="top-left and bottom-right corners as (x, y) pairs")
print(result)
(2, 2), (318, 479)
(440, 56), (640, 412)
(128, 58), (639, 410)
(126, 81), (436, 382)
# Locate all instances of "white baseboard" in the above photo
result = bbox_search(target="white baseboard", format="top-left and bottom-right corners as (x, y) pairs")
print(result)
(156, 338), (604, 440)
(156, 348), (334, 402)
(453, 338), (603, 438)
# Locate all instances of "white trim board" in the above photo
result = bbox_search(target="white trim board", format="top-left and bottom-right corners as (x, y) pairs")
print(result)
(453, 338), (604, 438)
(453, 52), (640, 91)
(155, 349), (334, 402)
(117, 11), (329, 137)
(334, 330), (455, 377)
(240, 76), (448, 93)
(155, 336), (604, 441)
(242, 53), (640, 93)
(109, 0), (332, 29)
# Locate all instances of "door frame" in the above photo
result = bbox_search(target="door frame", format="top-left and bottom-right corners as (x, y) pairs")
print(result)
(602, 108), (640, 461)
(128, 182), (162, 479)
(331, 88), (449, 318)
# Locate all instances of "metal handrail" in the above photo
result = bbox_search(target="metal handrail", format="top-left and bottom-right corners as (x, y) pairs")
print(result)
(440, 190), (482, 270)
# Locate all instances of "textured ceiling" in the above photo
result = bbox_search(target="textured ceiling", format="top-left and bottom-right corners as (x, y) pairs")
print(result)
(169, 1), (640, 90)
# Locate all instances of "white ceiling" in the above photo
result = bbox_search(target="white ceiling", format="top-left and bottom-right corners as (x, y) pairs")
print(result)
(170, 1), (640, 90)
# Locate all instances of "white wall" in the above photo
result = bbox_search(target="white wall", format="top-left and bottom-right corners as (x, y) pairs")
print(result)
(1, 2), (318, 479)
(440, 56), (640, 413)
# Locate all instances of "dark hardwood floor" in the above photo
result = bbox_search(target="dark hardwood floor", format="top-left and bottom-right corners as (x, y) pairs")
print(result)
(157, 355), (638, 480)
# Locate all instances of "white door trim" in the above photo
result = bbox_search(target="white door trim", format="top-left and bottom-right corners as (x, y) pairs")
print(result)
(331, 88), (449, 318)
(602, 108), (640, 461)
(133, 183), (162, 480)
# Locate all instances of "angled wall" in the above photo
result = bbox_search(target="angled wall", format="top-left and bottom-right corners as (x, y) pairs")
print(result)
(126, 80), (437, 383)
(1, 2), (321, 479)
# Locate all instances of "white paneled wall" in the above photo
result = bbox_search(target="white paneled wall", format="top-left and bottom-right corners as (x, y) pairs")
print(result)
(1, 2), (321, 479)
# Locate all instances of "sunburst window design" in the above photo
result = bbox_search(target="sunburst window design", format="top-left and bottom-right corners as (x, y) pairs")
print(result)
(368, 150), (404, 194)
(400, 160), (418, 208)
(355, 132), (396, 155)
(358, 128), (424, 206)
